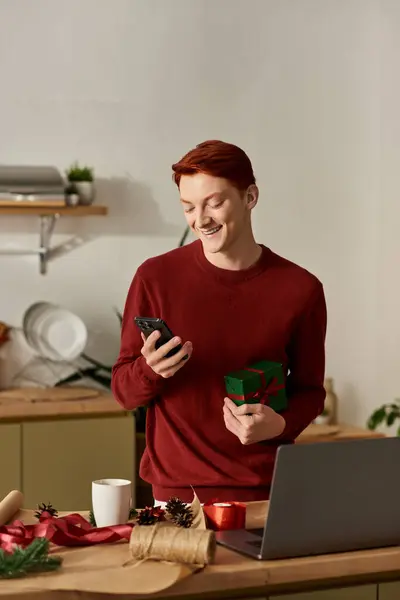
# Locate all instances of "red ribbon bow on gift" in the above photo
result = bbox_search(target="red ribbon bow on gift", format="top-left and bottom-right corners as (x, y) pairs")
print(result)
(0, 511), (133, 553)
(229, 366), (284, 406)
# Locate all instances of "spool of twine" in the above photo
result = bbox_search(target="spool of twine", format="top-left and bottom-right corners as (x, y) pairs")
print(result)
(129, 522), (216, 566)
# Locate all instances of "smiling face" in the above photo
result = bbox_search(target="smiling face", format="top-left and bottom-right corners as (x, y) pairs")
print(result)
(179, 173), (258, 255)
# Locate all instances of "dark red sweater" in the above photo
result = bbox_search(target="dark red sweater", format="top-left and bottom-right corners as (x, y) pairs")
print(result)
(112, 241), (327, 503)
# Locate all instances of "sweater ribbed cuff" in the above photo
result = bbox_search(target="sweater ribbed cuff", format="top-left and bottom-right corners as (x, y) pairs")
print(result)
(137, 355), (165, 386)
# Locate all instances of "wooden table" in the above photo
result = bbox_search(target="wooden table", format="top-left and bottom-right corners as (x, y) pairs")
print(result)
(0, 502), (398, 600)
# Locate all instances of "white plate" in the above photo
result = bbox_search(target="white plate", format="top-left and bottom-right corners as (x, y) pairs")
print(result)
(34, 307), (87, 361)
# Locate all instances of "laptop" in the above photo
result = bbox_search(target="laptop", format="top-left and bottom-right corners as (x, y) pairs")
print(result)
(216, 436), (400, 560)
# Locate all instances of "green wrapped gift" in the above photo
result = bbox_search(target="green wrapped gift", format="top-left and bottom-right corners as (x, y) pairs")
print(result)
(224, 360), (287, 412)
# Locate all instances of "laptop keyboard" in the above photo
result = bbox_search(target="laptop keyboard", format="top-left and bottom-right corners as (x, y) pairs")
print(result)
(248, 539), (262, 548)
(247, 528), (264, 538)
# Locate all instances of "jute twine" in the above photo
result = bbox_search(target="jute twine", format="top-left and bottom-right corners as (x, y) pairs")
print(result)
(129, 522), (216, 566)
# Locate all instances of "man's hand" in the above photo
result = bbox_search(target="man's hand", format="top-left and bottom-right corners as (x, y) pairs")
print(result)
(223, 397), (286, 444)
(141, 330), (193, 378)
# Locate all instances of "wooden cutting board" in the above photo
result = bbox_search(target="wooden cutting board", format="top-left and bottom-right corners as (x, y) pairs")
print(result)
(0, 387), (101, 403)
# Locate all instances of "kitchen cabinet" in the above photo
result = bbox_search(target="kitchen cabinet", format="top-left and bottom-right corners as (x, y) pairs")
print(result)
(379, 581), (400, 600)
(22, 414), (135, 511)
(271, 584), (376, 599)
(0, 423), (21, 499)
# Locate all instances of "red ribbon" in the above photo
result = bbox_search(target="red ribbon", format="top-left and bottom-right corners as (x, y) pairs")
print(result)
(228, 367), (284, 406)
(0, 512), (133, 553)
(202, 501), (246, 531)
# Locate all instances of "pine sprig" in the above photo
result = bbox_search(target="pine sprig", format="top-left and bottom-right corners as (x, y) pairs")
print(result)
(0, 538), (62, 579)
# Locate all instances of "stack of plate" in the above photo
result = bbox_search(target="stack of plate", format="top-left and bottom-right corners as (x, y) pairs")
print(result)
(22, 302), (87, 362)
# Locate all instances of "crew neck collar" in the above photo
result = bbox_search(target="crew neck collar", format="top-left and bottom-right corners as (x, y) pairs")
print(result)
(192, 239), (271, 284)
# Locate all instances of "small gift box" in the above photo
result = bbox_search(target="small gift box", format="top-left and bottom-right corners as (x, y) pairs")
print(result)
(224, 360), (287, 412)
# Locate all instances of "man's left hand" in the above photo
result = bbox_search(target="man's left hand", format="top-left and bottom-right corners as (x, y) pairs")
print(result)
(223, 397), (286, 444)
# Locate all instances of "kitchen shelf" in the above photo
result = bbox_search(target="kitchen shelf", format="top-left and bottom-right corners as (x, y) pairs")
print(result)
(0, 205), (107, 216)
(0, 204), (108, 274)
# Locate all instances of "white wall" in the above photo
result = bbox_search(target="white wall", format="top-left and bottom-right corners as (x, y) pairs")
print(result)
(0, 0), (397, 429)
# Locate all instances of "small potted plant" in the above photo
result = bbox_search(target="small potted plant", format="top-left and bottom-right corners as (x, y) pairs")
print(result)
(65, 162), (95, 205)
(367, 399), (400, 436)
(64, 183), (79, 207)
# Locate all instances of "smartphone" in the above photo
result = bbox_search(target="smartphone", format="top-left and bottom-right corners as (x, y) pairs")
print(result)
(134, 317), (185, 359)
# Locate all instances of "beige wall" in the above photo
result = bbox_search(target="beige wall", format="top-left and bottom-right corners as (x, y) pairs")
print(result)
(0, 0), (397, 431)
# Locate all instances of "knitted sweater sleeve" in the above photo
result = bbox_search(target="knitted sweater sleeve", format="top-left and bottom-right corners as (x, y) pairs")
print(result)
(275, 281), (327, 441)
(111, 270), (166, 410)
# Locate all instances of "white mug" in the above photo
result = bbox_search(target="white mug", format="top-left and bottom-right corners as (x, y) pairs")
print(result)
(92, 478), (132, 527)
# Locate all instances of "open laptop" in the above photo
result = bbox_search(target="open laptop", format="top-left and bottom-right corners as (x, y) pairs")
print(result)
(216, 436), (400, 560)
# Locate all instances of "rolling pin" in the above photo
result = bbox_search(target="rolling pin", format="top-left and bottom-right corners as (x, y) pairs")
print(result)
(0, 490), (23, 525)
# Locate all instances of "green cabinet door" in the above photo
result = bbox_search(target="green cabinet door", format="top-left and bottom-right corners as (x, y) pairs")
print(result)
(379, 582), (400, 600)
(0, 423), (21, 501)
(22, 414), (135, 511)
(271, 584), (376, 600)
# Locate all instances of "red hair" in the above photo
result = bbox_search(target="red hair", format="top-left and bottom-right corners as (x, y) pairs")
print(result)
(172, 140), (256, 191)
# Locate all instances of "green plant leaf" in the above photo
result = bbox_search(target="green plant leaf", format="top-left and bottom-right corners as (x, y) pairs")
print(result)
(386, 409), (399, 427)
(81, 353), (112, 371)
(178, 226), (190, 247)
(113, 306), (123, 327)
(65, 161), (94, 182)
(84, 370), (111, 389)
(54, 367), (98, 387)
(367, 406), (387, 430)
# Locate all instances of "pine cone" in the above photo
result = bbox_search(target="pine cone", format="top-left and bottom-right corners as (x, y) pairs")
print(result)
(171, 508), (194, 528)
(136, 506), (165, 526)
(34, 502), (58, 520)
(165, 496), (187, 516)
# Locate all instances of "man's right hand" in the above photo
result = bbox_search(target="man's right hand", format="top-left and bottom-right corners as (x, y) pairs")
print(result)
(140, 330), (193, 378)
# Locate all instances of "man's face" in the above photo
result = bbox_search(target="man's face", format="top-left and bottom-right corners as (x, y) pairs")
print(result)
(179, 173), (257, 254)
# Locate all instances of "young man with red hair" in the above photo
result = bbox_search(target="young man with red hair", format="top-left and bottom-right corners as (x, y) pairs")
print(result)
(112, 140), (327, 504)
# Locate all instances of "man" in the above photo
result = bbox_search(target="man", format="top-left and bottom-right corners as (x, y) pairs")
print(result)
(111, 140), (327, 504)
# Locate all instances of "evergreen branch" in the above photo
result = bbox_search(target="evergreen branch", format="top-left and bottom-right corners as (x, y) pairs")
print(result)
(0, 538), (62, 579)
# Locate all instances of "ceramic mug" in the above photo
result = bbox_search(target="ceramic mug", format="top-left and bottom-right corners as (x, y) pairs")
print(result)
(92, 478), (132, 527)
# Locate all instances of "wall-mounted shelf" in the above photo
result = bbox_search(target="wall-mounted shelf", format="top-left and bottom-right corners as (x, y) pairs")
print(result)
(0, 204), (108, 274)
(0, 205), (107, 216)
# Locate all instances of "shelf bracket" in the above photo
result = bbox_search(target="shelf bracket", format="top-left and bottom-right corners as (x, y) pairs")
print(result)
(0, 204), (107, 274)
(39, 214), (59, 275)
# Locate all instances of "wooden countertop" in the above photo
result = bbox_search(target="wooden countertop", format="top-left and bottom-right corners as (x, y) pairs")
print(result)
(0, 502), (398, 599)
(0, 387), (127, 421)
(298, 422), (385, 443)
(153, 502), (400, 599)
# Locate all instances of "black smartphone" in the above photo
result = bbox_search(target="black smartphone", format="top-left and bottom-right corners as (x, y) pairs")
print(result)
(134, 317), (184, 359)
